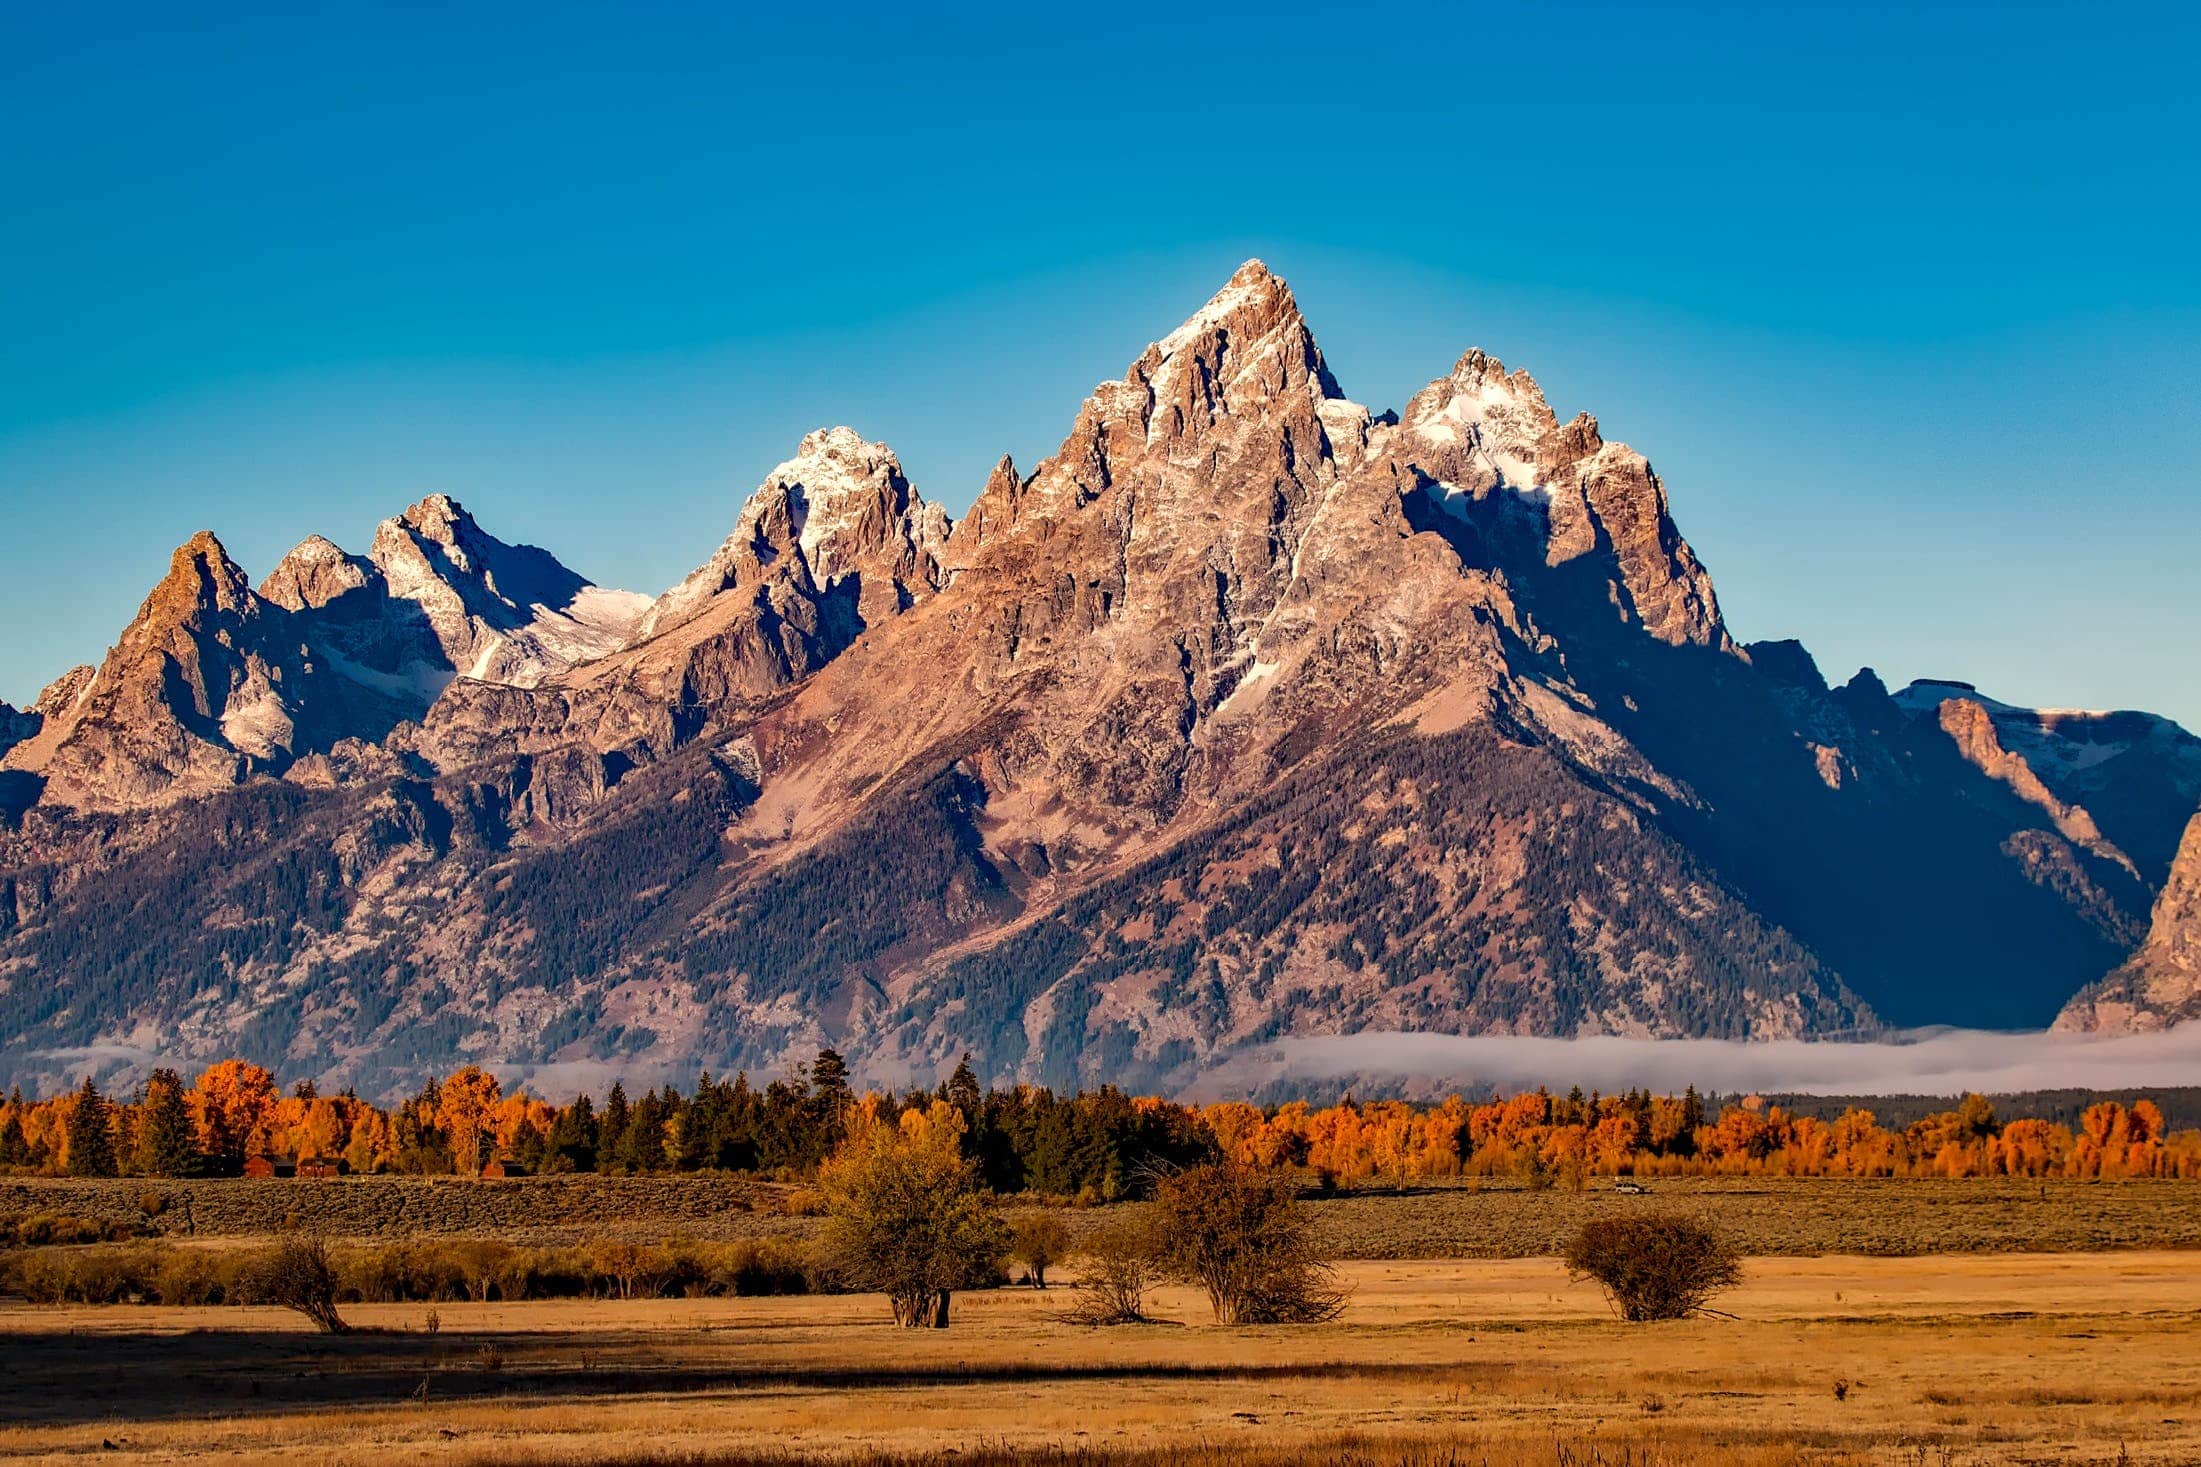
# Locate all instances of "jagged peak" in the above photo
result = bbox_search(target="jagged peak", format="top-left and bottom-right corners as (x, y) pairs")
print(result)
(282, 532), (346, 559)
(260, 533), (373, 611)
(32, 664), (95, 717)
(1156, 260), (1292, 352)
(391, 492), (480, 545)
(765, 426), (909, 491)
(1142, 260), (1339, 403)
(633, 426), (944, 643)
(148, 530), (256, 620)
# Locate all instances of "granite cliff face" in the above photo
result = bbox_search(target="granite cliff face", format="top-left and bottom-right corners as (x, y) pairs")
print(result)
(2056, 812), (2201, 1032)
(0, 262), (2191, 1091)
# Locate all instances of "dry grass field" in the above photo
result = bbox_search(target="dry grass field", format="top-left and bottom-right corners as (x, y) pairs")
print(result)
(8, 1176), (2198, 1256)
(1, 1252), (2196, 1466)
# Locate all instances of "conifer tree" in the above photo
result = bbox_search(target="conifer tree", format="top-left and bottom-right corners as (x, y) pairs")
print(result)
(136, 1068), (202, 1177)
(66, 1076), (119, 1177)
(810, 1048), (851, 1104)
(947, 1053), (982, 1117)
(597, 1082), (630, 1173)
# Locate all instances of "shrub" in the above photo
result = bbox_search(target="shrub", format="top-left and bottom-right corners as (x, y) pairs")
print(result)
(150, 1248), (234, 1306)
(247, 1232), (349, 1333)
(1060, 1215), (1160, 1325)
(1564, 1212), (1742, 1321)
(1009, 1214), (1071, 1288)
(448, 1239), (513, 1302)
(1149, 1164), (1346, 1325)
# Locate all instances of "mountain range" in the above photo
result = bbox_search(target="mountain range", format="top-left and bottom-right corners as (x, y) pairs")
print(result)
(3, 262), (2196, 1094)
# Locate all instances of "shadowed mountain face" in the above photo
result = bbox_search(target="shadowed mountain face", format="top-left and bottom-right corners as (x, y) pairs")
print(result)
(0, 262), (2189, 1093)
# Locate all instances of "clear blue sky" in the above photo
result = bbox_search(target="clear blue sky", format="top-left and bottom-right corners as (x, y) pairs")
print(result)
(4, 3), (2196, 726)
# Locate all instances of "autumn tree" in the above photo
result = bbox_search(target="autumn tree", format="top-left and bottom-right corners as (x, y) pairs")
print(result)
(1009, 1213), (1071, 1288)
(1149, 1163), (1345, 1325)
(188, 1060), (278, 1172)
(437, 1066), (503, 1174)
(816, 1100), (1009, 1327)
(65, 1077), (118, 1177)
(1565, 1213), (1741, 1321)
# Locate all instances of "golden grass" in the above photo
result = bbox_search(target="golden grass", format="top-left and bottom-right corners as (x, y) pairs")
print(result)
(0, 1253), (2193, 1464)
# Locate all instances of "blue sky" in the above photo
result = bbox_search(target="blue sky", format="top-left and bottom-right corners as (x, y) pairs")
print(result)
(4, 3), (2196, 725)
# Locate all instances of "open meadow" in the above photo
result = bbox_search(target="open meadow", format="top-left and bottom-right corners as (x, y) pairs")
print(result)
(1, 1252), (2196, 1465)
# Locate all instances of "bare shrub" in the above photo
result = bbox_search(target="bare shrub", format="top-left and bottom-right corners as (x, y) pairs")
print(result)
(1565, 1212), (1742, 1322)
(1010, 1214), (1071, 1288)
(1059, 1215), (1160, 1325)
(1149, 1164), (1346, 1325)
(249, 1231), (350, 1333)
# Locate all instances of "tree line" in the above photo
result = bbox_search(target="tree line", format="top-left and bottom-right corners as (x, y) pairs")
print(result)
(5, 1052), (2197, 1184)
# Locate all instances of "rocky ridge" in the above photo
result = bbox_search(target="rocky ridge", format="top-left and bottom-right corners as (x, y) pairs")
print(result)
(0, 261), (2191, 1092)
(2057, 811), (2201, 1031)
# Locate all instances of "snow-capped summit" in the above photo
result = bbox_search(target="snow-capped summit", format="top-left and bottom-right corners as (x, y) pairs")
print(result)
(365, 494), (649, 686)
(634, 427), (947, 644)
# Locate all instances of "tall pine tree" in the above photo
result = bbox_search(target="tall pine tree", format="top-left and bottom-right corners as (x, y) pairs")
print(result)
(135, 1068), (202, 1177)
(66, 1076), (119, 1177)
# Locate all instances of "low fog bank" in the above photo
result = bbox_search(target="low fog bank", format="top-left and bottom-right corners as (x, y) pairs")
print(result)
(1231, 1027), (2201, 1099)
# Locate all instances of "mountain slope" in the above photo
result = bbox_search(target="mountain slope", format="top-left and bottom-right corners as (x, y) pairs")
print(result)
(2056, 811), (2201, 1031)
(0, 261), (2190, 1092)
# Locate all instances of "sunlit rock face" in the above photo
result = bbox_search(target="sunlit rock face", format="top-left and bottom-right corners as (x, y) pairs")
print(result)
(0, 262), (2189, 1094)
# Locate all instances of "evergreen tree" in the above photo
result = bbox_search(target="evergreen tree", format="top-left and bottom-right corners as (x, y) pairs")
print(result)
(618, 1090), (669, 1172)
(136, 1068), (202, 1177)
(66, 1076), (119, 1177)
(545, 1094), (597, 1173)
(811, 1048), (851, 1105)
(946, 1053), (981, 1117)
(598, 1082), (630, 1173)
(0, 1104), (28, 1169)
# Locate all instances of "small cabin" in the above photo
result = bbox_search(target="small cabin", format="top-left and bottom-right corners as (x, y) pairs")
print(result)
(478, 1158), (526, 1179)
(298, 1155), (345, 1180)
(242, 1154), (295, 1179)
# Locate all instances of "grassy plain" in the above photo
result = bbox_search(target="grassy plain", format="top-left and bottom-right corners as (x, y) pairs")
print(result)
(1, 1252), (2197, 1465)
(8, 1176), (2199, 1256)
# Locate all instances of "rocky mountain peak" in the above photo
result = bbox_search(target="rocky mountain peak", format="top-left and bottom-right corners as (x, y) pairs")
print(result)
(395, 492), (473, 545)
(31, 665), (95, 719)
(633, 427), (947, 647)
(260, 534), (374, 613)
(362, 495), (645, 686)
(1135, 259), (1340, 442)
(762, 426), (940, 588)
(152, 531), (259, 625)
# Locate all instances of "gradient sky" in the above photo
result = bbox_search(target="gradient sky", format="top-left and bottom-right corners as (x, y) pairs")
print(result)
(4, 3), (2196, 726)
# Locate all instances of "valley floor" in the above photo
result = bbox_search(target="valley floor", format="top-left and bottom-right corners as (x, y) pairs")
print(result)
(1, 1253), (2196, 1465)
